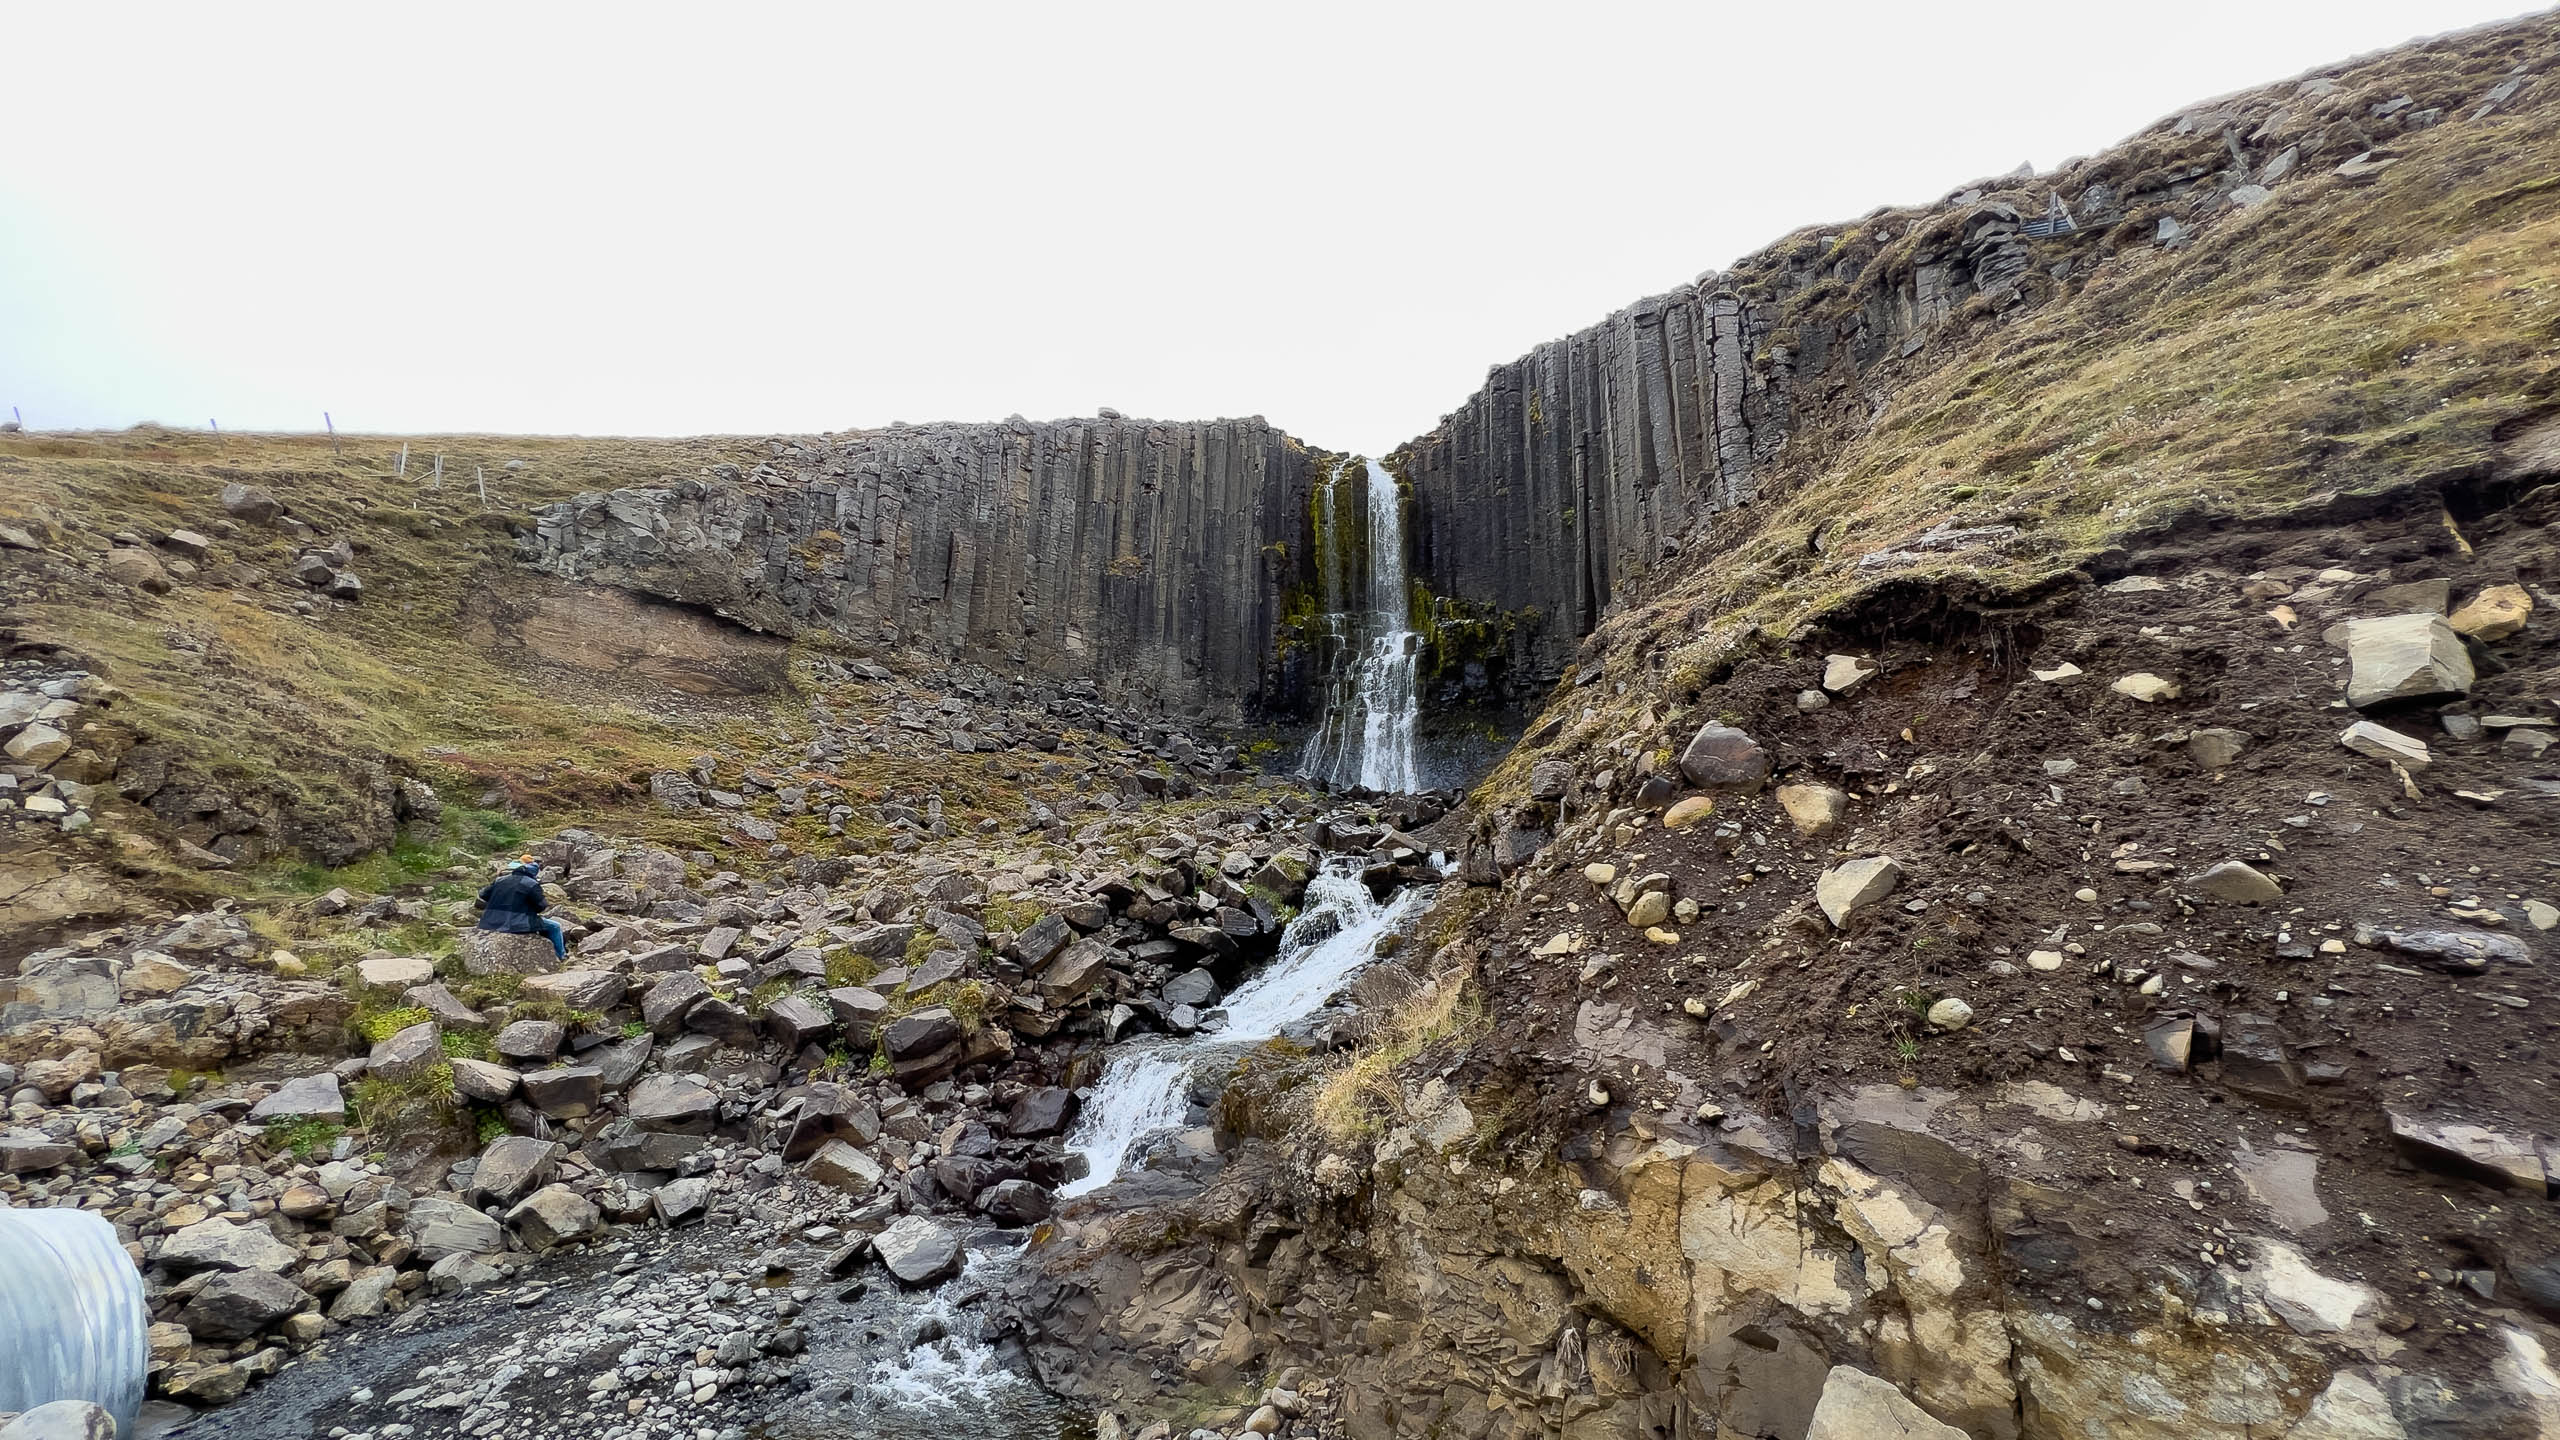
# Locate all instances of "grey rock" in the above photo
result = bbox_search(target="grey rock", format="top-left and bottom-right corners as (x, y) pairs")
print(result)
(519, 1066), (604, 1117)
(976, 1178), (1052, 1226)
(1677, 722), (1769, 793)
(448, 1057), (522, 1105)
(806, 1139), (886, 1198)
(160, 1218), (299, 1275)
(519, 969), (626, 1011)
(468, 1136), (563, 1206)
(180, 1269), (308, 1340)
(247, 1073), (343, 1123)
(642, 972), (711, 1034)
(2363, 925), (2527, 975)
(1006, 1087), (1074, 1137)
(628, 1074), (719, 1134)
(1815, 856), (1902, 927)
(506, 1184), (600, 1250)
(653, 1176), (715, 1226)
(2186, 727), (2249, 768)
(763, 993), (834, 1050)
(2343, 613), (2473, 710)
(0, 1132), (77, 1173)
(406, 1196), (504, 1261)
(494, 1019), (566, 1064)
(219, 483), (283, 524)
(368, 1022), (443, 1082)
(873, 1215), (962, 1286)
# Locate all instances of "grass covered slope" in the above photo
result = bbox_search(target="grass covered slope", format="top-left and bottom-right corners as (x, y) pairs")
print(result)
(0, 428), (785, 910)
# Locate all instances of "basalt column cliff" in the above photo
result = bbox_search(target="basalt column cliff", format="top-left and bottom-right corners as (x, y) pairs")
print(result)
(525, 416), (1328, 720)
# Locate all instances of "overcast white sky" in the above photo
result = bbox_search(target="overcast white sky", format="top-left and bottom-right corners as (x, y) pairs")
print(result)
(0, 2), (2537, 454)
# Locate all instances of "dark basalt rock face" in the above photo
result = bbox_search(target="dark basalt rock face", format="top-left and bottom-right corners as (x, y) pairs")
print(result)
(1397, 285), (1774, 695)
(525, 415), (1325, 720)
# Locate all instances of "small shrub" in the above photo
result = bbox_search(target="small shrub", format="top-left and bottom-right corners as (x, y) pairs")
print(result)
(440, 1028), (491, 1061)
(823, 950), (877, 988)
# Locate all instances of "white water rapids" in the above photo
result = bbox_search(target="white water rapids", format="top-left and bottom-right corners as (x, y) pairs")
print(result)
(1300, 457), (1422, 794)
(1061, 862), (1430, 1196)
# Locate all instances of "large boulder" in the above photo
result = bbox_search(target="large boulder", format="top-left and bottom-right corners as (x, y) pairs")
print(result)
(160, 1218), (299, 1274)
(494, 1019), (565, 1064)
(2344, 613), (2473, 710)
(519, 969), (626, 1011)
(247, 1072), (343, 1123)
(642, 972), (710, 1035)
(1804, 1366), (1965, 1440)
(219, 482), (283, 523)
(826, 987), (891, 1045)
(1037, 939), (1112, 1004)
(627, 1074), (718, 1135)
(468, 1135), (563, 1207)
(506, 1184), (600, 1251)
(367, 1022), (443, 1082)
(806, 1139), (886, 1197)
(354, 954), (436, 988)
(873, 1215), (963, 1286)
(101, 547), (173, 594)
(178, 1269), (308, 1340)
(447, 1057), (522, 1104)
(1005, 1086), (1074, 1137)
(405, 1196), (503, 1261)
(519, 1065), (603, 1117)
(462, 929), (557, 977)
(976, 1178), (1053, 1227)
(762, 993), (834, 1050)
(653, 1176), (715, 1227)
(1677, 722), (1769, 792)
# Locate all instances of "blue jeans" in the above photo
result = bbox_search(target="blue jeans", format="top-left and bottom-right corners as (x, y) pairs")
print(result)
(535, 917), (566, 961)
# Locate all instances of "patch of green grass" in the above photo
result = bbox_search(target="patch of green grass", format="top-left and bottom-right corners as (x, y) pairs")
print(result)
(350, 1005), (431, 1044)
(981, 895), (1045, 933)
(260, 1116), (343, 1160)
(349, 1063), (457, 1140)
(946, 979), (991, 1035)
(823, 950), (877, 989)
(745, 978), (789, 1016)
(504, 996), (600, 1030)
(440, 1028), (491, 1061)
(902, 929), (937, 967)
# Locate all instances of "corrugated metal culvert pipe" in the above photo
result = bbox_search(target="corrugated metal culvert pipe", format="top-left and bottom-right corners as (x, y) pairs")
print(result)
(0, 1208), (149, 1435)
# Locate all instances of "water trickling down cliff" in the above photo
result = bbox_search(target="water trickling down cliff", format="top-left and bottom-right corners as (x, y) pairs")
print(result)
(1299, 459), (1422, 793)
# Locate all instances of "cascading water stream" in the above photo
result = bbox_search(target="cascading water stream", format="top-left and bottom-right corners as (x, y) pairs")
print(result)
(1300, 458), (1421, 794)
(1061, 861), (1430, 1196)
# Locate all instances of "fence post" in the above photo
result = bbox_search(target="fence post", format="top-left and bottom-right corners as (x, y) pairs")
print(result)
(325, 412), (340, 456)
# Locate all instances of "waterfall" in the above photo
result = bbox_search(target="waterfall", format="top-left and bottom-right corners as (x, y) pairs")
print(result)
(1301, 458), (1421, 794)
(1060, 861), (1430, 1197)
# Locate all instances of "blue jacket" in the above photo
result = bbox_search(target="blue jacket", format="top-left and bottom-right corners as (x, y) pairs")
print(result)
(475, 873), (549, 933)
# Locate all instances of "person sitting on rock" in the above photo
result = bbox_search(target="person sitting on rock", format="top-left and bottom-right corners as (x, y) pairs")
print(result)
(476, 855), (566, 962)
